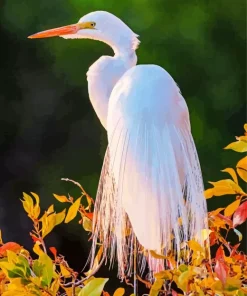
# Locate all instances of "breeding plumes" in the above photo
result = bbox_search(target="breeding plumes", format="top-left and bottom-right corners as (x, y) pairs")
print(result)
(29, 11), (208, 278)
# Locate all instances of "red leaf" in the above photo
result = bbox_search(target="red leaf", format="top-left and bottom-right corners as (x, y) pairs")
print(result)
(30, 234), (40, 243)
(215, 246), (225, 262)
(233, 201), (247, 227)
(215, 260), (228, 285)
(0, 242), (22, 256)
(49, 247), (57, 259)
(209, 232), (217, 246)
(84, 212), (94, 220)
(217, 213), (233, 227)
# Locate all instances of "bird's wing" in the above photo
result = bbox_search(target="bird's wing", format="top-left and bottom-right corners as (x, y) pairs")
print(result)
(92, 64), (208, 276)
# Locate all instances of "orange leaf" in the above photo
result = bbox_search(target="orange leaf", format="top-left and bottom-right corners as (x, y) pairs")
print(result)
(236, 156), (247, 182)
(233, 200), (247, 227)
(53, 194), (69, 203)
(224, 199), (241, 217)
(0, 242), (22, 256)
(221, 168), (238, 184)
(49, 247), (57, 259)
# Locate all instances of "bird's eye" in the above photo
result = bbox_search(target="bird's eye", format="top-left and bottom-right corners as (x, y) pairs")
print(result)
(91, 22), (96, 27)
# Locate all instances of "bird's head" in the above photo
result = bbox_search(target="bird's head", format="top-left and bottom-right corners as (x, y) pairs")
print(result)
(28, 11), (140, 52)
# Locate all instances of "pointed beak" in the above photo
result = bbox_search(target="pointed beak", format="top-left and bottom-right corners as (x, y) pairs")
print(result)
(28, 23), (80, 39)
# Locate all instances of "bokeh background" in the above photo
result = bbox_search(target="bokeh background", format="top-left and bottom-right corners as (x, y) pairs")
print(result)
(0, 0), (246, 293)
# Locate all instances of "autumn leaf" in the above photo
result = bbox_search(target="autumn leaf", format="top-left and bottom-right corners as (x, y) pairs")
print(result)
(149, 279), (164, 296)
(82, 216), (92, 232)
(65, 197), (82, 223)
(41, 213), (57, 238)
(224, 199), (241, 217)
(53, 194), (69, 203)
(60, 264), (71, 278)
(78, 278), (108, 296)
(0, 242), (22, 257)
(49, 247), (57, 259)
(208, 179), (244, 196)
(215, 260), (228, 285)
(236, 156), (247, 182)
(224, 140), (247, 152)
(233, 200), (247, 227)
(55, 209), (66, 225)
(113, 287), (125, 296)
(221, 168), (238, 184)
(149, 250), (166, 259)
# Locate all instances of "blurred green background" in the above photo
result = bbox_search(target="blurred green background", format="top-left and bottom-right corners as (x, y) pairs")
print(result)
(0, 0), (246, 293)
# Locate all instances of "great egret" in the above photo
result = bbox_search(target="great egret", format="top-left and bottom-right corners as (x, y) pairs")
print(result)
(29, 11), (208, 278)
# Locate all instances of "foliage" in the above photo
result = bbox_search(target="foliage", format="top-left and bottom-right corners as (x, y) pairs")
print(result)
(0, 124), (246, 295)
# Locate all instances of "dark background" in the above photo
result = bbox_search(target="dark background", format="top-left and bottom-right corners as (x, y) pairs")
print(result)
(0, 0), (246, 293)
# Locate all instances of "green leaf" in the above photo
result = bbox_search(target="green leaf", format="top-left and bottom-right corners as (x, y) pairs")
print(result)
(65, 197), (81, 223)
(8, 268), (26, 278)
(39, 253), (53, 287)
(78, 278), (108, 296)
(33, 260), (45, 277)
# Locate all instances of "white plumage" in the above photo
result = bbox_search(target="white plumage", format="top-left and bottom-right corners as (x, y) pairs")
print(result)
(29, 11), (208, 278)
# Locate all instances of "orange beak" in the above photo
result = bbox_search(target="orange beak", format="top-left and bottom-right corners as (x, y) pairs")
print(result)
(28, 24), (79, 39)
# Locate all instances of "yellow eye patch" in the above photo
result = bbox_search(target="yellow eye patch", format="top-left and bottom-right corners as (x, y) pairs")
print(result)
(78, 22), (96, 29)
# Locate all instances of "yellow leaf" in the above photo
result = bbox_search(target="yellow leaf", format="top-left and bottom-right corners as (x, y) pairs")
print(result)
(21, 193), (34, 217)
(224, 199), (241, 217)
(113, 288), (125, 296)
(63, 287), (73, 296)
(149, 250), (166, 259)
(41, 213), (57, 238)
(236, 136), (247, 142)
(53, 194), (69, 203)
(221, 168), (238, 184)
(154, 270), (172, 280)
(65, 197), (81, 223)
(60, 264), (71, 278)
(31, 192), (40, 219)
(201, 229), (212, 241)
(78, 278), (108, 296)
(209, 179), (244, 196)
(187, 240), (204, 253)
(236, 156), (247, 182)
(204, 188), (214, 199)
(47, 205), (54, 214)
(55, 209), (66, 225)
(244, 123), (247, 132)
(82, 216), (92, 232)
(224, 277), (242, 291)
(149, 279), (164, 296)
(51, 279), (60, 294)
(33, 243), (43, 256)
(224, 141), (247, 153)
(209, 207), (225, 216)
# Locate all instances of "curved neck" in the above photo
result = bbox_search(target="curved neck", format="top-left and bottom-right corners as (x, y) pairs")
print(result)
(87, 48), (137, 130)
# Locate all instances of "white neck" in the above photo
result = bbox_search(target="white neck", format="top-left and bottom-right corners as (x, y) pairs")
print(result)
(87, 48), (137, 129)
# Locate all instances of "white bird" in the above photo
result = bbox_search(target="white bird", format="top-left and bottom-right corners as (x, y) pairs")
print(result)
(29, 11), (208, 278)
